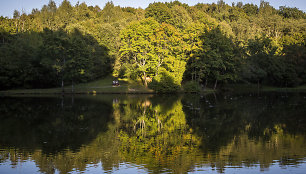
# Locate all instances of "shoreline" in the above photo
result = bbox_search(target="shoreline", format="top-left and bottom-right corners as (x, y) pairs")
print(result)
(1, 84), (306, 96)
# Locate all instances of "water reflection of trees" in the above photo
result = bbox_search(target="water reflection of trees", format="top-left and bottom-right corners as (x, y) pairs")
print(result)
(0, 96), (114, 173)
(0, 93), (306, 173)
(182, 92), (306, 173)
(117, 95), (203, 173)
(0, 97), (113, 152)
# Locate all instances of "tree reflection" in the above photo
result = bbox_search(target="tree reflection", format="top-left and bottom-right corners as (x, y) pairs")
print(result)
(0, 93), (306, 173)
(0, 96), (114, 173)
(182, 92), (306, 172)
(117, 96), (203, 173)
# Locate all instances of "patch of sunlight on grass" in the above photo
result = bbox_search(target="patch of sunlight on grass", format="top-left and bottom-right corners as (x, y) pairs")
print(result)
(0, 76), (154, 94)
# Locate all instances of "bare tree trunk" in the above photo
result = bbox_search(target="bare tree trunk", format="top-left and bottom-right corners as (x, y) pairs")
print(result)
(204, 79), (208, 91)
(155, 55), (162, 76)
(213, 92), (217, 103)
(214, 79), (218, 90)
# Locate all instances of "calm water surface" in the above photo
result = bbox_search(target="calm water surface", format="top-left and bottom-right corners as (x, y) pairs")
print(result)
(0, 92), (306, 173)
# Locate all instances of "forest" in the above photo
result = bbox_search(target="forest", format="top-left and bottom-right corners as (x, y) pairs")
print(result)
(0, 0), (305, 92)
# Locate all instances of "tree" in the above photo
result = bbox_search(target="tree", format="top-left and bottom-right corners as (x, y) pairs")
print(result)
(186, 27), (240, 89)
(101, 1), (125, 23)
(145, 2), (173, 24)
(56, 0), (73, 28)
(120, 18), (186, 89)
(39, 0), (57, 30)
(39, 28), (69, 92)
(1, 0), (305, 90)
(183, 22), (207, 82)
(120, 18), (159, 87)
(243, 36), (301, 87)
(282, 34), (306, 85)
(170, 5), (192, 29)
(13, 10), (20, 33)
(278, 6), (305, 19)
(242, 3), (258, 16)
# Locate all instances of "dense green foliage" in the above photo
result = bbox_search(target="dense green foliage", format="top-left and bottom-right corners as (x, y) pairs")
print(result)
(0, 0), (305, 91)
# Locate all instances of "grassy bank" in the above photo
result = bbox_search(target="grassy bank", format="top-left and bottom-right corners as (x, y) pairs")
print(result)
(2, 80), (305, 96)
(0, 76), (154, 95)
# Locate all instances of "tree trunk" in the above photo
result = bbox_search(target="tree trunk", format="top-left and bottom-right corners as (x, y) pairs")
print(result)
(61, 95), (64, 108)
(15, 22), (18, 33)
(71, 80), (74, 93)
(61, 79), (64, 94)
(204, 79), (208, 91)
(143, 72), (147, 87)
(71, 95), (74, 105)
(62, 57), (66, 94)
(155, 56), (162, 76)
(257, 80), (260, 96)
(214, 79), (218, 90)
(257, 80), (260, 91)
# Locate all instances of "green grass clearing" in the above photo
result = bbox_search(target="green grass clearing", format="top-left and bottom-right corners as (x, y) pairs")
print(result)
(0, 76), (154, 95)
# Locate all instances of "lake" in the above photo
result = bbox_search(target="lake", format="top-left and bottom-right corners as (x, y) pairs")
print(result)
(0, 92), (306, 173)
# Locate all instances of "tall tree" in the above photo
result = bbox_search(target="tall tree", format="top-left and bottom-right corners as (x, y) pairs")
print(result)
(120, 18), (159, 87)
(187, 27), (240, 89)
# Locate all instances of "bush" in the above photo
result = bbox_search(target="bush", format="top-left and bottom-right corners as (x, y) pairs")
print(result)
(149, 73), (180, 93)
(183, 81), (201, 93)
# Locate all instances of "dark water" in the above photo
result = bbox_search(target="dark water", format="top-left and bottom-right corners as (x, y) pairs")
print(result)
(0, 92), (306, 174)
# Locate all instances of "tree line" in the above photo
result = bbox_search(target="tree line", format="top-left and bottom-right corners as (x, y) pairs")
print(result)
(0, 0), (305, 91)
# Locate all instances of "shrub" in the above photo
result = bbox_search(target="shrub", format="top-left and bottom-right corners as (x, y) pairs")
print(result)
(183, 81), (201, 93)
(149, 73), (180, 93)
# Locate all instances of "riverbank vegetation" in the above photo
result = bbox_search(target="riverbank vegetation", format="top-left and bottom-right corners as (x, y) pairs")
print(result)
(0, 0), (305, 93)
